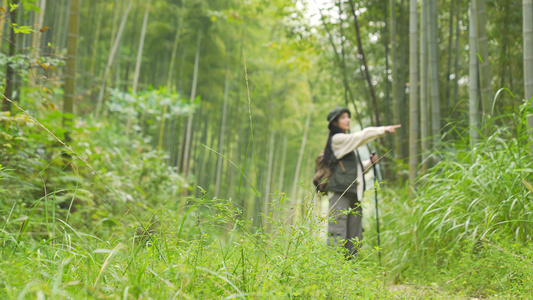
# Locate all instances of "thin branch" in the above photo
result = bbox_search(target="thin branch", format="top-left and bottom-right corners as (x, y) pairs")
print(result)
(347, 0), (381, 127)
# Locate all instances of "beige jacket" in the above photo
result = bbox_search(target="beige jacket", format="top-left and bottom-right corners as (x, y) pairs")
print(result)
(330, 126), (386, 200)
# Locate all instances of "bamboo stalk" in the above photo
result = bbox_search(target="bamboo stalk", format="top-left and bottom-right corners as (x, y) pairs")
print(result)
(429, 0), (440, 148)
(132, 0), (151, 94)
(408, 0), (419, 182)
(475, 0), (492, 116)
(63, 0), (80, 135)
(348, 0), (381, 127)
(420, 0), (429, 172)
(291, 111), (311, 221)
(0, 0), (6, 50)
(469, 0), (479, 145)
(95, 0), (133, 116)
(167, 0), (186, 90)
(445, 0), (456, 111)
(3, 0), (19, 111)
(182, 28), (202, 177)
(263, 130), (275, 226)
(215, 51), (231, 198)
(390, 0), (404, 159)
(524, 0), (533, 133)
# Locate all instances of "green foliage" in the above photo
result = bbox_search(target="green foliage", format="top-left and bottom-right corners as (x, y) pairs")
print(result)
(11, 23), (34, 34)
(107, 87), (197, 120)
(375, 112), (533, 297)
(4, 0), (533, 297)
(0, 164), (7, 194)
(0, 95), (443, 298)
(0, 180), (389, 298)
(0, 53), (63, 83)
(0, 111), (34, 148)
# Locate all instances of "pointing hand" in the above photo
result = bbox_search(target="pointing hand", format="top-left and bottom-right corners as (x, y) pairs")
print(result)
(385, 124), (402, 134)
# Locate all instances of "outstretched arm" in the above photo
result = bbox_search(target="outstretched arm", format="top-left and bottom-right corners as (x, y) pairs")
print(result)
(331, 125), (401, 159)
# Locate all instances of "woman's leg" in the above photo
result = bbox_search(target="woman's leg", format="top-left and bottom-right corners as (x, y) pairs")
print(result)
(346, 198), (363, 257)
(328, 192), (350, 247)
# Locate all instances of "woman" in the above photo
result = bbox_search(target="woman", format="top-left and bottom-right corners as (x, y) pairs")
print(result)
(324, 107), (400, 257)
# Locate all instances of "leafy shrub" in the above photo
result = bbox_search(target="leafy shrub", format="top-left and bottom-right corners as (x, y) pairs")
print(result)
(0, 191), (393, 299)
(377, 111), (533, 297)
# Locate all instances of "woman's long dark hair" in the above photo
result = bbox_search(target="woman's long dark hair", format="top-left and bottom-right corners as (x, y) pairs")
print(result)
(322, 122), (345, 166)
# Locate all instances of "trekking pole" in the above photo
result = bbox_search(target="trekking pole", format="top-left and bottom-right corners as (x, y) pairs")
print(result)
(371, 153), (382, 266)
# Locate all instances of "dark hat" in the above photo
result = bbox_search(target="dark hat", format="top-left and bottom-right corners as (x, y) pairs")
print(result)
(327, 107), (351, 123)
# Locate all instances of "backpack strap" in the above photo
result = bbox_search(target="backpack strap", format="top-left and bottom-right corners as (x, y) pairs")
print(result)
(338, 161), (346, 172)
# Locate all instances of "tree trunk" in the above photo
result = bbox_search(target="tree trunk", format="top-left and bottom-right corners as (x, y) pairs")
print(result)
(428, 0), (440, 147)
(158, 105), (168, 151)
(95, 0), (133, 116)
(177, 42), (187, 93)
(227, 124), (240, 199)
(46, 0), (58, 55)
(109, 0), (120, 54)
(420, 0), (429, 172)
(123, 4), (139, 93)
(476, 0), (492, 116)
(59, 0), (69, 50)
(175, 44), (188, 171)
(348, 0), (381, 127)
(183, 28), (202, 177)
(176, 118), (187, 171)
(12, 0), (23, 102)
(390, 0), (404, 159)
(89, 0), (103, 84)
(408, 0), (419, 181)
(3, 0), (19, 112)
(263, 130), (275, 225)
(205, 121), (217, 192)
(32, 0), (46, 57)
(316, 2), (364, 127)
(194, 108), (209, 197)
(227, 39), (243, 198)
(469, 0), (479, 145)
(299, 151), (310, 215)
(132, 0), (150, 94)
(242, 128), (254, 226)
(399, 0), (410, 159)
(0, 0), (6, 50)
(269, 130), (281, 222)
(62, 0), (80, 136)
(445, 0), (455, 112)
(167, 0), (186, 90)
(524, 0), (533, 133)
(291, 111), (311, 221)
(500, 2), (511, 89)
(337, 0), (349, 108)
(215, 52), (231, 198)
(278, 135), (288, 195)
(53, 0), (65, 51)
(382, 0), (394, 174)
(453, 0), (461, 105)
(127, 0), (151, 136)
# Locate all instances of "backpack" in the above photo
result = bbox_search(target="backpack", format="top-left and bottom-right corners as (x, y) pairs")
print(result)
(313, 152), (332, 194)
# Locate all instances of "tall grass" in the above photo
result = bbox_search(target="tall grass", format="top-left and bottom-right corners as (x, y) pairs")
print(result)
(375, 110), (533, 296)
(0, 187), (400, 298)
(8, 92), (532, 297)
(1, 107), (398, 298)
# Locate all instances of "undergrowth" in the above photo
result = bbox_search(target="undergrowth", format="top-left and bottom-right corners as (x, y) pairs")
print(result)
(0, 106), (395, 298)
(5, 91), (533, 298)
(371, 109), (533, 298)
(0, 190), (396, 299)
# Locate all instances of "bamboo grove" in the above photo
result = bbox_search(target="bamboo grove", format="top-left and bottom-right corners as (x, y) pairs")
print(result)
(1, 0), (532, 220)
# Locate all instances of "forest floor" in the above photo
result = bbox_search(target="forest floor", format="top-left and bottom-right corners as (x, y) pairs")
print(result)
(387, 284), (484, 299)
